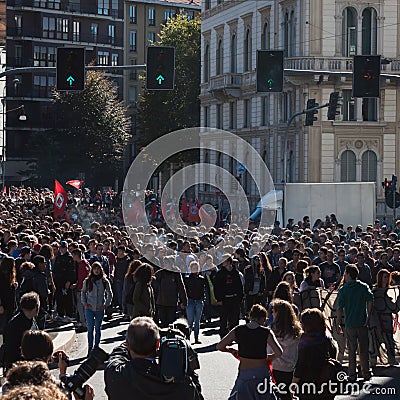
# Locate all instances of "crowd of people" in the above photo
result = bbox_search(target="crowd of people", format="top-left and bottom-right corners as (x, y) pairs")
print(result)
(0, 187), (399, 399)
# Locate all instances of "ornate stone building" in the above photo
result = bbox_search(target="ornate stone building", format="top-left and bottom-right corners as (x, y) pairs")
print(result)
(200, 0), (400, 218)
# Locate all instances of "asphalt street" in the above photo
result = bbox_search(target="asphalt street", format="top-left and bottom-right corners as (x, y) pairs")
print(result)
(49, 316), (400, 400)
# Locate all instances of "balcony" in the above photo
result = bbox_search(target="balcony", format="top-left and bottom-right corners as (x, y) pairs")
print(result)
(285, 56), (400, 74)
(207, 73), (243, 100)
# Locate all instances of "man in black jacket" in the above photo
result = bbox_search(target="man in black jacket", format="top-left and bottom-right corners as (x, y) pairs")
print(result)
(214, 255), (243, 338)
(104, 317), (203, 400)
(3, 292), (40, 369)
(53, 241), (76, 321)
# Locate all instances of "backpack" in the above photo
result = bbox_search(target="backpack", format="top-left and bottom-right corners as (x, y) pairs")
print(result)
(159, 332), (189, 383)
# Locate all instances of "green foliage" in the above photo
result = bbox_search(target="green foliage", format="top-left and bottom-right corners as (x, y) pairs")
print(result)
(26, 70), (130, 187)
(138, 14), (201, 147)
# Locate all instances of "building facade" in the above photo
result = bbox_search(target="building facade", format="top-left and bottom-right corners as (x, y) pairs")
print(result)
(5, 0), (125, 183)
(123, 0), (201, 163)
(200, 0), (400, 218)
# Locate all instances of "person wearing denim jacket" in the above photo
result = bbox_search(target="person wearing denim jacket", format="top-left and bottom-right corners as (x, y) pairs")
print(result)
(81, 261), (113, 355)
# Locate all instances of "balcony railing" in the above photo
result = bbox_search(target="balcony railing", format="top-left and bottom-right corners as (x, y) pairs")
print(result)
(7, 27), (123, 47)
(209, 73), (242, 91)
(8, 0), (123, 19)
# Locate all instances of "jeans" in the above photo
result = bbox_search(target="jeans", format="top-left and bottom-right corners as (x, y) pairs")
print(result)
(85, 309), (104, 349)
(186, 299), (204, 339)
(346, 326), (370, 379)
(114, 279), (124, 311)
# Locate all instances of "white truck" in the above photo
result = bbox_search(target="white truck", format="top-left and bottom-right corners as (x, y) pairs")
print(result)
(250, 182), (376, 228)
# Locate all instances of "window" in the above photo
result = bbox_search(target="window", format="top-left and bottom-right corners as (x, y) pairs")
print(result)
(164, 9), (176, 23)
(72, 21), (80, 41)
(216, 39), (223, 75)
(111, 53), (118, 66)
(340, 150), (356, 182)
(230, 34), (237, 73)
(187, 11), (195, 21)
(203, 106), (209, 127)
(244, 99), (251, 128)
(130, 59), (137, 80)
(362, 98), (377, 121)
(56, 18), (68, 40)
(98, 51), (109, 65)
(281, 92), (290, 122)
(361, 150), (377, 182)
(244, 29), (252, 72)
(362, 8), (377, 55)
(342, 89), (356, 121)
(48, 0), (61, 10)
(98, 0), (110, 15)
(34, 46), (56, 67)
(108, 24), (115, 45)
(33, 75), (55, 97)
(261, 22), (269, 50)
(129, 5), (137, 24)
(15, 45), (22, 66)
(129, 86), (137, 104)
(204, 44), (210, 82)
(130, 31), (137, 52)
(148, 8), (155, 26)
(15, 15), (22, 35)
(216, 104), (223, 129)
(284, 12), (295, 57)
(205, 0), (211, 10)
(43, 17), (55, 39)
(261, 96), (269, 126)
(229, 101), (237, 129)
(148, 32), (156, 46)
(342, 7), (357, 56)
(91, 23), (98, 42)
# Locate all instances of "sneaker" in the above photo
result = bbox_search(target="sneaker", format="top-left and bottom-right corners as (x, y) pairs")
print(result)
(194, 339), (202, 344)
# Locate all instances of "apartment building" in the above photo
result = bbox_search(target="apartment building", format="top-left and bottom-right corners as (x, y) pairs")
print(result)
(124, 0), (201, 161)
(200, 0), (400, 216)
(5, 0), (124, 183)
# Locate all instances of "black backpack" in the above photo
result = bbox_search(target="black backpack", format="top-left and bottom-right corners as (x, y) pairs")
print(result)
(159, 333), (188, 383)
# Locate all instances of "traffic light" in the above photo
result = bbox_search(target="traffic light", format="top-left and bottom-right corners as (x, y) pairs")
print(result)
(146, 46), (175, 90)
(353, 55), (380, 98)
(382, 178), (390, 193)
(256, 50), (284, 93)
(305, 99), (319, 126)
(392, 175), (397, 190)
(327, 91), (342, 121)
(56, 47), (85, 91)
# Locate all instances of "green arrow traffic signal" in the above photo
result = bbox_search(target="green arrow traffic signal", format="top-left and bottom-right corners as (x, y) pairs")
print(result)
(156, 74), (165, 85)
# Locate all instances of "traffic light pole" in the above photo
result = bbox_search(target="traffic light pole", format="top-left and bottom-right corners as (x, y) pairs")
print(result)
(282, 102), (329, 183)
(0, 65), (146, 79)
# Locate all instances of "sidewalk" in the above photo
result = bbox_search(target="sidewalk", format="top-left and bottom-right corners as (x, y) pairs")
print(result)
(46, 321), (76, 353)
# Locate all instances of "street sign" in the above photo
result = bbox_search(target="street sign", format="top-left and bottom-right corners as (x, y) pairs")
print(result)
(56, 47), (85, 91)
(236, 163), (246, 174)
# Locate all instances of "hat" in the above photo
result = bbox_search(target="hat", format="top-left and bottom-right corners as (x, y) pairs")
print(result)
(59, 240), (68, 248)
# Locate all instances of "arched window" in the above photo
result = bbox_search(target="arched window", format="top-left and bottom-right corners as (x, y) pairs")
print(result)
(340, 150), (356, 182)
(362, 8), (377, 55)
(342, 7), (357, 56)
(216, 39), (223, 75)
(361, 150), (377, 182)
(289, 10), (295, 56)
(230, 34), (237, 73)
(261, 22), (269, 50)
(284, 12), (289, 57)
(244, 28), (252, 71)
(204, 44), (210, 82)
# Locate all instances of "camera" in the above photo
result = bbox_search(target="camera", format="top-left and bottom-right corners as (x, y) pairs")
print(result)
(60, 347), (109, 399)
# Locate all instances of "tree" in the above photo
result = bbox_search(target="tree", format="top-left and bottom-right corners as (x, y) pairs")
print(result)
(138, 14), (201, 147)
(26, 70), (130, 187)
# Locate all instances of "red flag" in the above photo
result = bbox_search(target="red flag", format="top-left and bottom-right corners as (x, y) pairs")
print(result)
(66, 179), (84, 189)
(54, 180), (67, 218)
(127, 197), (145, 225)
(199, 205), (215, 227)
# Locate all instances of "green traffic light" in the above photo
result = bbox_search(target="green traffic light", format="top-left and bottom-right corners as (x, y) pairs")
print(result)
(267, 78), (274, 88)
(156, 74), (165, 85)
